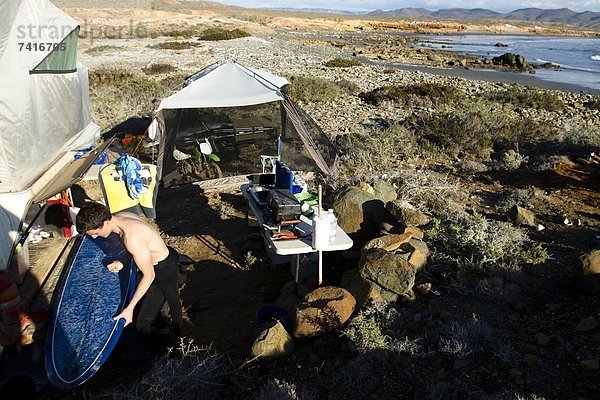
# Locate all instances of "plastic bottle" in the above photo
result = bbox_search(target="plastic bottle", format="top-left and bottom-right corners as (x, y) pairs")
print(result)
(328, 209), (337, 242)
(312, 213), (329, 250)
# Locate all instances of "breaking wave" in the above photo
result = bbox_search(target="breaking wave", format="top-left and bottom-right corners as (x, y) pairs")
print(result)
(592, 55), (600, 61)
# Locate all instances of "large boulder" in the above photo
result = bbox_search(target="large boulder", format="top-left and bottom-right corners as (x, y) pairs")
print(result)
(251, 321), (295, 360)
(361, 232), (413, 255)
(293, 287), (356, 338)
(576, 250), (600, 294)
(510, 205), (536, 227)
(359, 248), (416, 296)
(386, 201), (430, 227)
(275, 292), (302, 315)
(341, 268), (383, 306)
(332, 186), (385, 240)
(492, 52), (528, 69)
(405, 238), (430, 271)
(581, 250), (600, 276)
(372, 179), (397, 204)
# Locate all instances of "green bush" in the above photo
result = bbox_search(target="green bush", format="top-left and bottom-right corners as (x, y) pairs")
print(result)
(360, 83), (463, 106)
(288, 75), (343, 103)
(324, 58), (362, 68)
(342, 124), (418, 181)
(486, 86), (565, 112)
(158, 24), (203, 38)
(496, 187), (535, 211)
(497, 149), (529, 170)
(149, 41), (201, 50)
(84, 45), (121, 54)
(89, 68), (169, 129)
(84, 339), (227, 399)
(425, 197), (547, 276)
(197, 27), (250, 41)
(344, 314), (388, 352)
(336, 78), (362, 94)
(584, 98), (600, 111)
(142, 63), (178, 75)
(414, 99), (557, 158)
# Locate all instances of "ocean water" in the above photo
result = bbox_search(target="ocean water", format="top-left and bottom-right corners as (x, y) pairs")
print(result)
(418, 35), (600, 91)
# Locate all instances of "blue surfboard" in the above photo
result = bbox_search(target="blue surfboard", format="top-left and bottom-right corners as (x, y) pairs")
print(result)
(45, 233), (136, 389)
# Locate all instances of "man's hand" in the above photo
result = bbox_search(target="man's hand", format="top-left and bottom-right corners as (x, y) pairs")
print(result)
(113, 307), (134, 326)
(107, 260), (123, 272)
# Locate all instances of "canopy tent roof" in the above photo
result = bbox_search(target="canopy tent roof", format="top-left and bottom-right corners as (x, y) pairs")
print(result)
(157, 61), (289, 110)
(151, 60), (337, 189)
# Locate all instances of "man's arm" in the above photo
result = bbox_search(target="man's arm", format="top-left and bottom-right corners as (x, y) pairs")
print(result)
(113, 236), (155, 326)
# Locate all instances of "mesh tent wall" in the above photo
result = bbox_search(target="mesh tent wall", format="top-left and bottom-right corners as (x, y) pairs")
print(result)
(0, 0), (99, 270)
(150, 61), (337, 188)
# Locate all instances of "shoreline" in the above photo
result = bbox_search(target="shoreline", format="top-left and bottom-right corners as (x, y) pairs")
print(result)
(375, 61), (600, 94)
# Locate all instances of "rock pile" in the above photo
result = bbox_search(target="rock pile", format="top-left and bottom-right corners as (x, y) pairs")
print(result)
(335, 180), (431, 305)
(252, 285), (357, 359)
(492, 52), (529, 70)
(293, 286), (356, 338)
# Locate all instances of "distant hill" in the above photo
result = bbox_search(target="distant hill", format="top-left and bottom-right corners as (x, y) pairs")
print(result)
(261, 7), (363, 15)
(368, 7), (600, 28)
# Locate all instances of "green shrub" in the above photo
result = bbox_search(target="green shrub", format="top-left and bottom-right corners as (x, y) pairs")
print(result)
(142, 63), (178, 75)
(486, 86), (565, 112)
(84, 339), (227, 399)
(288, 75), (343, 103)
(414, 99), (557, 158)
(360, 83), (463, 106)
(159, 24), (203, 38)
(253, 379), (314, 400)
(89, 68), (169, 129)
(84, 45), (121, 54)
(425, 197), (547, 276)
(497, 149), (528, 170)
(496, 187), (535, 211)
(342, 124), (418, 181)
(149, 41), (201, 50)
(419, 109), (493, 158)
(336, 78), (361, 94)
(438, 315), (493, 357)
(197, 27), (250, 41)
(324, 58), (362, 68)
(584, 98), (600, 111)
(344, 314), (388, 352)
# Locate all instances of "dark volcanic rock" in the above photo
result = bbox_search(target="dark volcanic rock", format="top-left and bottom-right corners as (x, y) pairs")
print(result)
(492, 52), (528, 69)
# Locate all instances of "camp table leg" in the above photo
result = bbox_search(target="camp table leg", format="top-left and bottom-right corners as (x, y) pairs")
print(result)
(318, 250), (323, 286)
(294, 254), (300, 283)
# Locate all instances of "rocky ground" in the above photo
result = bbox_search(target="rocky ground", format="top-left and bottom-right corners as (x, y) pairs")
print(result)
(35, 3), (600, 400)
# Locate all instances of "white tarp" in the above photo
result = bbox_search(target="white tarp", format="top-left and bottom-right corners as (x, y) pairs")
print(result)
(158, 61), (289, 110)
(0, 0), (99, 270)
(0, 0), (99, 194)
(0, 192), (30, 270)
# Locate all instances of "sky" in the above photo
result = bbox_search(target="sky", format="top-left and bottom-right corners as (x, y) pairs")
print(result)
(215, 0), (600, 13)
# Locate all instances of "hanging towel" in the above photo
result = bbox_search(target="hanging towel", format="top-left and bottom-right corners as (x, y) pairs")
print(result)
(114, 154), (143, 199)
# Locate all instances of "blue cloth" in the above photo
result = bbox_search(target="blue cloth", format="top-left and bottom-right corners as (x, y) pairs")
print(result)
(114, 154), (143, 199)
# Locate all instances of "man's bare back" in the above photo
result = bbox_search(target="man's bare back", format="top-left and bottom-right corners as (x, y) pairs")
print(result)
(76, 202), (182, 329)
(111, 212), (169, 265)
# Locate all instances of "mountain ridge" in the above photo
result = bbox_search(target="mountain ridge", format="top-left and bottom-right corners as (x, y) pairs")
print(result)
(368, 7), (600, 28)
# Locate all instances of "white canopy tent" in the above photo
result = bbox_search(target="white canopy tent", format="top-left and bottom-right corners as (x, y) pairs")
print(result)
(149, 61), (335, 188)
(158, 61), (289, 110)
(0, 0), (100, 270)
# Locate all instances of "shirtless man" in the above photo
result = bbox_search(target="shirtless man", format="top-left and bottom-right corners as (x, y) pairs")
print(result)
(75, 202), (182, 335)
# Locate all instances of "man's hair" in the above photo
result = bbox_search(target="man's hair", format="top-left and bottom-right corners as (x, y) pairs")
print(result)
(76, 202), (112, 233)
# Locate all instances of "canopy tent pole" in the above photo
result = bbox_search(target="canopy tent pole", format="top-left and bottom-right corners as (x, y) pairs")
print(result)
(156, 109), (183, 183)
(279, 101), (288, 139)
